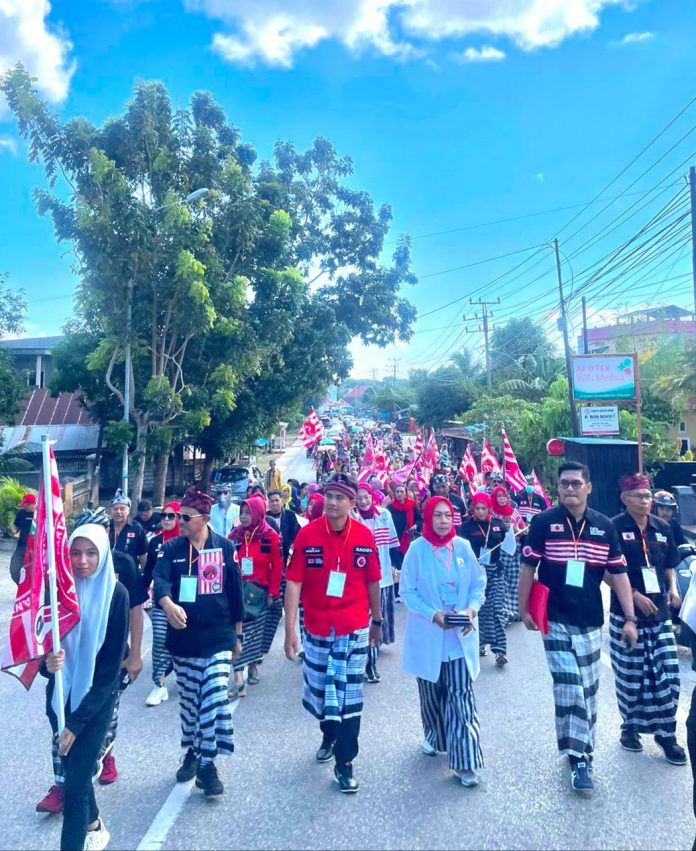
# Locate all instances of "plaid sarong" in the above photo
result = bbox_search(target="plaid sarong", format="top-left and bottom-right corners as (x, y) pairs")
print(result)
(500, 545), (521, 623)
(302, 628), (369, 722)
(609, 614), (680, 736)
(543, 621), (601, 759)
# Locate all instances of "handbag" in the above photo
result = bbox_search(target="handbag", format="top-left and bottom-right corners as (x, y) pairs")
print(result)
(243, 580), (268, 620)
(528, 579), (550, 635)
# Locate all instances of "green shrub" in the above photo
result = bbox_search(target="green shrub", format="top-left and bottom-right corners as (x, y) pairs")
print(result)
(0, 477), (31, 535)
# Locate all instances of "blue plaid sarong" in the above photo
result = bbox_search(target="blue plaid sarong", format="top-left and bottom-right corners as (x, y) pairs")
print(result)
(302, 627), (369, 722)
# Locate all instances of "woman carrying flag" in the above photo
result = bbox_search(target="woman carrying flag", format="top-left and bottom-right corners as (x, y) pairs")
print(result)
(490, 486), (526, 625)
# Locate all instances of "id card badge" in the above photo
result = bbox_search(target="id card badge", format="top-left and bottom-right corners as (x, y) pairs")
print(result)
(198, 549), (224, 595)
(642, 567), (660, 594)
(326, 570), (346, 598)
(179, 576), (197, 603)
(241, 557), (254, 577)
(439, 581), (458, 607)
(479, 547), (491, 567)
(566, 559), (586, 588)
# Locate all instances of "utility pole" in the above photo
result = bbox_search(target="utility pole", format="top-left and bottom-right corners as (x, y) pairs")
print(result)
(468, 297), (499, 388)
(554, 238), (579, 437)
(581, 296), (589, 354)
(689, 166), (696, 320)
(387, 358), (400, 381)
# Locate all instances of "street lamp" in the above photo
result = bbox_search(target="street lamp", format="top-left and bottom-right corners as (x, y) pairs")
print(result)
(121, 187), (210, 496)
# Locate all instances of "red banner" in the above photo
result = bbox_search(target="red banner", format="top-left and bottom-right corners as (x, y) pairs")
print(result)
(502, 428), (527, 493)
(480, 440), (501, 473)
(299, 407), (324, 447)
(2, 448), (80, 689)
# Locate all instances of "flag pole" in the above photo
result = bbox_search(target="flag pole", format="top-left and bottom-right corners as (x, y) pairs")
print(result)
(42, 434), (65, 733)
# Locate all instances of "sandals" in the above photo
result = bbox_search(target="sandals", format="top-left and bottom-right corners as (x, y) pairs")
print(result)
(229, 683), (247, 700)
(247, 667), (260, 686)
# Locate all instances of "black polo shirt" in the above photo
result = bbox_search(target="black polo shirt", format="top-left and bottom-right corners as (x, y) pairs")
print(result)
(522, 504), (626, 628)
(515, 491), (547, 524)
(153, 530), (244, 658)
(460, 517), (506, 566)
(610, 511), (680, 623)
(109, 519), (148, 566)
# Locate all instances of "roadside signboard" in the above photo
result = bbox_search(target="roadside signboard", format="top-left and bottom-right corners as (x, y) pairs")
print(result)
(580, 405), (620, 436)
(571, 354), (636, 401)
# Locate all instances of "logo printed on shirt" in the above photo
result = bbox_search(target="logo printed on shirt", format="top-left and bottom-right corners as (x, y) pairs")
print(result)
(304, 546), (323, 554)
(354, 554), (368, 569)
(354, 546), (372, 554)
(307, 557), (323, 567)
(550, 524), (564, 532)
(655, 533), (667, 543)
(522, 545), (533, 558)
(589, 527), (605, 536)
(622, 531), (636, 541)
(127, 532), (135, 538)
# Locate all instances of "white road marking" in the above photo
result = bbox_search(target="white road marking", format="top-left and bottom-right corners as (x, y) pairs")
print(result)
(136, 699), (241, 851)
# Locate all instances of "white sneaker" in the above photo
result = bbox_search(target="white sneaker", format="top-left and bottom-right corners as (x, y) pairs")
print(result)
(456, 769), (479, 787)
(145, 685), (169, 707)
(84, 818), (110, 850)
(421, 739), (437, 756)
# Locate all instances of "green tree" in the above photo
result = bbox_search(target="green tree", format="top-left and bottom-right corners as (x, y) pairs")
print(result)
(0, 273), (29, 425)
(414, 367), (476, 427)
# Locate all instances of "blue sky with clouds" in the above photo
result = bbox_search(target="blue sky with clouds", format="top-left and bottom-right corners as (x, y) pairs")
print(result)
(1, 0), (695, 378)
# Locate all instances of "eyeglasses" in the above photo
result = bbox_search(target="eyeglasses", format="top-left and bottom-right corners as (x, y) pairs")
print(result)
(558, 479), (586, 490)
(624, 492), (652, 501)
(161, 512), (178, 521)
(177, 512), (203, 522)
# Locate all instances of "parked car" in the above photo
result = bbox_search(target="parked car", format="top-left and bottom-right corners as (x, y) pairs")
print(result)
(210, 465), (264, 503)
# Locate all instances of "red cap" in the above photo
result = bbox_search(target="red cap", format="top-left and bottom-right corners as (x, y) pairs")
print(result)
(19, 493), (36, 508)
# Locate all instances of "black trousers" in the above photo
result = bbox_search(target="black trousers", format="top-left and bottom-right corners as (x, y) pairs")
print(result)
(50, 695), (116, 851)
(320, 716), (361, 766)
(687, 686), (696, 850)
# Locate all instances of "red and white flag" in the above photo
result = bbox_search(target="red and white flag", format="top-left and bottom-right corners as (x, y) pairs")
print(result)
(480, 440), (501, 473)
(2, 448), (80, 689)
(390, 457), (419, 487)
(458, 445), (479, 492)
(501, 428), (527, 493)
(299, 408), (324, 447)
(532, 469), (552, 508)
(424, 430), (440, 467)
(414, 432), (424, 458)
(362, 432), (375, 468)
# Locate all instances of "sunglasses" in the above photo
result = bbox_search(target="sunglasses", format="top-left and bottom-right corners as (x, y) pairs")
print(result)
(161, 512), (178, 521)
(177, 512), (204, 522)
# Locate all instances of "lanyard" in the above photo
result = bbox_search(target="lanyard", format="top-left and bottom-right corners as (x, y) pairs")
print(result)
(187, 541), (198, 576)
(325, 516), (352, 572)
(476, 522), (491, 548)
(639, 528), (651, 567)
(431, 541), (453, 573)
(244, 527), (259, 559)
(565, 517), (587, 559)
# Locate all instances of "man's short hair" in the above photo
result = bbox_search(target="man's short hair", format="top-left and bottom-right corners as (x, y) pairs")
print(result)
(558, 460), (590, 482)
(268, 489), (283, 498)
(137, 499), (151, 512)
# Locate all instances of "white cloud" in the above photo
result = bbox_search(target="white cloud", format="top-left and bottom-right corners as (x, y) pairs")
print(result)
(0, 136), (17, 154)
(0, 0), (75, 103)
(453, 45), (506, 63)
(611, 30), (655, 46)
(186, 0), (630, 68)
(535, 172), (545, 182)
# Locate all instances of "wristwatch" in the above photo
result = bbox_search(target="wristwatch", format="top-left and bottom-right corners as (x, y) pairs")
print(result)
(371, 618), (383, 628)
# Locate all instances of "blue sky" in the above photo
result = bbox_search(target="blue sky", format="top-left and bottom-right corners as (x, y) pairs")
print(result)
(1, 0), (695, 379)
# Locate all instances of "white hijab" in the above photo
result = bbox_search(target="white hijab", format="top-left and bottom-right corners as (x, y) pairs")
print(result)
(52, 524), (116, 717)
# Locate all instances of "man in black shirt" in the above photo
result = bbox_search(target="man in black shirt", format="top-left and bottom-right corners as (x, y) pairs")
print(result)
(108, 490), (148, 570)
(519, 461), (638, 793)
(136, 499), (161, 534)
(10, 492), (36, 584)
(154, 487), (244, 799)
(609, 473), (686, 764)
(267, 489), (302, 562)
(431, 473), (467, 535)
(515, 477), (547, 526)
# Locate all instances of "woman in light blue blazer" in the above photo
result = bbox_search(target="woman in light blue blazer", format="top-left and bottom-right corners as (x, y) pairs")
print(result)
(400, 495), (487, 787)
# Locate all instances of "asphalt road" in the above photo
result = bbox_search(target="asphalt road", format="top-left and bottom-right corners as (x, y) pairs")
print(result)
(1, 442), (695, 850)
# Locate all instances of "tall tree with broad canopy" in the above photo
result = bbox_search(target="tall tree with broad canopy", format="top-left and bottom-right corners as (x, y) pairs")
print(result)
(1, 66), (416, 500)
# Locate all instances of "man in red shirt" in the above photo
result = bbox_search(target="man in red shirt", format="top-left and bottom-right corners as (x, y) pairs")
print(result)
(285, 473), (382, 793)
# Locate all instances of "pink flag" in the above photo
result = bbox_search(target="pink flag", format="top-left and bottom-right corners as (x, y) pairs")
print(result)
(480, 440), (501, 473)
(390, 457), (418, 487)
(2, 448), (80, 689)
(501, 428), (527, 493)
(362, 432), (375, 467)
(532, 469), (552, 508)
(299, 408), (324, 447)
(414, 432), (424, 458)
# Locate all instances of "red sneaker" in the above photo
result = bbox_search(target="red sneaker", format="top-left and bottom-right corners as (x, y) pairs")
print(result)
(36, 784), (64, 814)
(98, 753), (118, 785)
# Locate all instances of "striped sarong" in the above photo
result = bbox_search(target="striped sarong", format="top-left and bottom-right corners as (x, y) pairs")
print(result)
(149, 606), (173, 685)
(609, 614), (680, 737)
(500, 545), (521, 623)
(417, 656), (484, 772)
(173, 651), (233, 760)
(234, 612), (267, 671)
(302, 628), (369, 722)
(478, 565), (506, 654)
(543, 621), (601, 759)
(261, 577), (286, 656)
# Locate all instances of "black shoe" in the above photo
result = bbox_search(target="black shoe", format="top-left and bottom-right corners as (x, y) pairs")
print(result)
(176, 748), (199, 783)
(620, 730), (643, 752)
(316, 738), (334, 763)
(655, 735), (687, 765)
(570, 759), (593, 792)
(365, 664), (381, 684)
(334, 763), (359, 794)
(195, 761), (224, 797)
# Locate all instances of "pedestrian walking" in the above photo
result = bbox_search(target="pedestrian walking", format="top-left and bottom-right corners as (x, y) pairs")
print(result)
(9, 492), (35, 584)
(209, 487), (240, 537)
(355, 484), (400, 684)
(400, 496), (486, 787)
(516, 476), (547, 525)
(518, 461), (638, 792)
(153, 487), (244, 798)
(460, 493), (507, 665)
(265, 489), (302, 657)
(228, 496), (283, 696)
(610, 473), (686, 763)
(284, 473), (382, 793)
(264, 459), (282, 493)
(431, 473), (467, 535)
(108, 490), (148, 570)
(491, 485), (525, 625)
(135, 500), (161, 534)
(44, 523), (129, 851)
(387, 483), (422, 602)
(142, 501), (180, 707)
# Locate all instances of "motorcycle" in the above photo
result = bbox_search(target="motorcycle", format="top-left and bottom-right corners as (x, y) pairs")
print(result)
(674, 543), (696, 646)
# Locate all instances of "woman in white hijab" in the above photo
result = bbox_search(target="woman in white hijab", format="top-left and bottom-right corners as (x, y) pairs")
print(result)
(45, 524), (129, 851)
